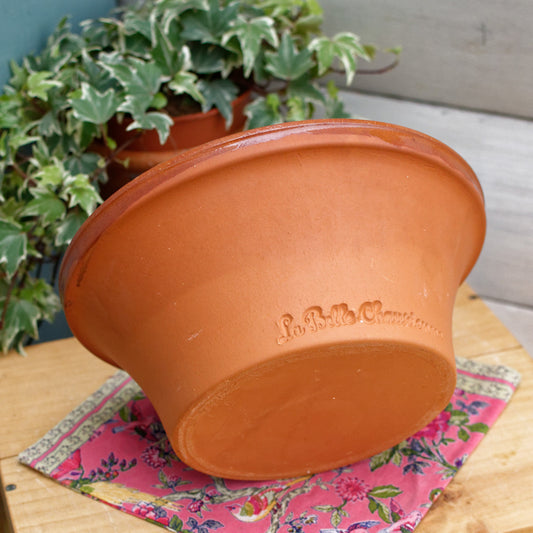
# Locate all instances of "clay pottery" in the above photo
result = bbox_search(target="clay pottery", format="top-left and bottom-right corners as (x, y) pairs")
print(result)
(99, 90), (251, 197)
(60, 119), (486, 480)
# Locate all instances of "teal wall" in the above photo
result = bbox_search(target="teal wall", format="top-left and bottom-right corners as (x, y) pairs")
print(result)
(0, 0), (116, 88)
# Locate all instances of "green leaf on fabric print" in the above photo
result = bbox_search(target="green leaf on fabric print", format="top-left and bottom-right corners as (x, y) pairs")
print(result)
(377, 501), (392, 524)
(369, 448), (394, 471)
(391, 449), (403, 466)
(331, 509), (342, 528)
(467, 422), (489, 434)
(457, 427), (470, 442)
(119, 405), (131, 422)
(313, 504), (336, 512)
(368, 498), (378, 513)
(368, 485), (403, 499)
(168, 514), (194, 533)
(449, 410), (469, 426)
(158, 470), (168, 485)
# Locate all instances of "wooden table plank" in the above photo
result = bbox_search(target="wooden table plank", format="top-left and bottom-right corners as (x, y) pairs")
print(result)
(0, 458), (147, 532)
(452, 284), (521, 358)
(0, 338), (116, 460)
(1, 283), (531, 532)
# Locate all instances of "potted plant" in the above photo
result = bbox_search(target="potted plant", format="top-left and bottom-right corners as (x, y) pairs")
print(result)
(0, 0), (399, 353)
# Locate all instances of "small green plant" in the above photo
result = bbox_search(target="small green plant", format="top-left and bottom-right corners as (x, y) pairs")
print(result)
(0, 0), (398, 353)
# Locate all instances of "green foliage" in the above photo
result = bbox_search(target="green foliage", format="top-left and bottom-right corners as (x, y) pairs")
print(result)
(0, 0), (397, 353)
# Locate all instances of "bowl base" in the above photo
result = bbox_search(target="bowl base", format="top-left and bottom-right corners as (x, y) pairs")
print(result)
(173, 341), (455, 480)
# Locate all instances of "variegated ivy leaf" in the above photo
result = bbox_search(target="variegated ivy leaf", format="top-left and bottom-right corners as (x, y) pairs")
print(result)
(0, 297), (41, 354)
(286, 96), (308, 121)
(55, 210), (88, 246)
(265, 33), (315, 81)
(21, 189), (67, 225)
(123, 11), (152, 39)
(287, 75), (325, 104)
(127, 112), (174, 145)
(0, 93), (22, 129)
(9, 59), (28, 90)
(180, 0), (239, 43)
(70, 83), (121, 125)
(19, 278), (61, 325)
(37, 111), (62, 137)
(36, 164), (63, 187)
(26, 71), (62, 101)
(5, 124), (40, 154)
(244, 94), (283, 130)
(325, 86), (351, 119)
(222, 16), (278, 77)
(189, 43), (227, 75)
(127, 58), (167, 92)
(197, 79), (239, 128)
(112, 59), (167, 119)
(155, 0), (208, 23)
(0, 220), (27, 278)
(150, 15), (182, 77)
(62, 174), (103, 215)
(310, 33), (371, 85)
(168, 71), (205, 105)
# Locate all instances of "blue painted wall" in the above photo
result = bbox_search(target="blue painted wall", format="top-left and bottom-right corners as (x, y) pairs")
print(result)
(0, 0), (116, 88)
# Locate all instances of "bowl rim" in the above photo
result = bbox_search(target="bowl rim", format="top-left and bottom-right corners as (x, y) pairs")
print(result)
(59, 118), (485, 301)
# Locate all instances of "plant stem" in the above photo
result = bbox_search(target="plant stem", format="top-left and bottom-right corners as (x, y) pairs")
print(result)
(357, 56), (400, 75)
(11, 160), (38, 187)
(89, 131), (142, 184)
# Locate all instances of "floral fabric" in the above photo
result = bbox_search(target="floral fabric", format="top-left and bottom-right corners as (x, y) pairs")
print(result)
(19, 357), (519, 533)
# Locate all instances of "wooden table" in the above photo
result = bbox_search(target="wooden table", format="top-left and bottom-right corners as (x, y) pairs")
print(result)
(1, 284), (532, 532)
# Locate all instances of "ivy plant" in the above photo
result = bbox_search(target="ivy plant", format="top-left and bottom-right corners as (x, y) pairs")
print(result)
(0, 0), (399, 353)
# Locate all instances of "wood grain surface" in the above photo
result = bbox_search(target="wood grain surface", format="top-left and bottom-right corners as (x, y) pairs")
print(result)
(322, 0), (533, 120)
(1, 284), (532, 532)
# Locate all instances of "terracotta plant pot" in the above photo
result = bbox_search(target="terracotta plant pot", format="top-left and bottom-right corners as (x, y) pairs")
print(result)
(99, 91), (251, 197)
(60, 120), (486, 481)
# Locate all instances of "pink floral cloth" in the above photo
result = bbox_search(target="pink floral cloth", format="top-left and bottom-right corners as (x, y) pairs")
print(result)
(19, 357), (519, 533)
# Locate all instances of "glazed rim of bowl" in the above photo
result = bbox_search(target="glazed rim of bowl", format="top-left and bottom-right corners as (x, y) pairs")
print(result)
(59, 118), (486, 359)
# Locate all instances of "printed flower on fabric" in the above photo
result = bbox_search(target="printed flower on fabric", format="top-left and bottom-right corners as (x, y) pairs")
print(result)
(335, 476), (370, 502)
(412, 411), (451, 440)
(141, 445), (169, 469)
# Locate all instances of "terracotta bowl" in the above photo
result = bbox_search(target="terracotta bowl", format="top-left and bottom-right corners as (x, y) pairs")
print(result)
(60, 120), (486, 480)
